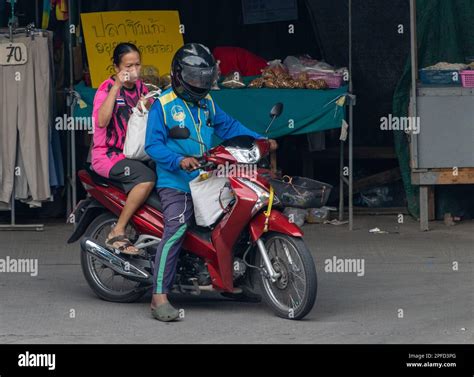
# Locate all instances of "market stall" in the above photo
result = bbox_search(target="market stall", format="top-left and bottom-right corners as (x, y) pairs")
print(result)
(404, 0), (474, 230)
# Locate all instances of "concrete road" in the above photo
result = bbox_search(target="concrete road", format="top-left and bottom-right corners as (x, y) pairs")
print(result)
(0, 215), (473, 344)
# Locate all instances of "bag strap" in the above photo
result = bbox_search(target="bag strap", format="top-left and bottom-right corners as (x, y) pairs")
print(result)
(138, 100), (147, 114)
(144, 89), (161, 99)
(133, 89), (161, 115)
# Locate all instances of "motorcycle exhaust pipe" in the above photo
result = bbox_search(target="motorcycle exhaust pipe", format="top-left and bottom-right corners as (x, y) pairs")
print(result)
(80, 238), (151, 283)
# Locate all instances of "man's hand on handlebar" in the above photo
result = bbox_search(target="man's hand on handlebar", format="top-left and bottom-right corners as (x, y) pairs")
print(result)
(180, 157), (201, 171)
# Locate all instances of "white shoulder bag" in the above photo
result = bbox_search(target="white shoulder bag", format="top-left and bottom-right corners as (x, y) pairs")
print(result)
(123, 90), (161, 161)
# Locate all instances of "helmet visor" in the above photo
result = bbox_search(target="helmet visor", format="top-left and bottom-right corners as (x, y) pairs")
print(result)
(181, 65), (218, 90)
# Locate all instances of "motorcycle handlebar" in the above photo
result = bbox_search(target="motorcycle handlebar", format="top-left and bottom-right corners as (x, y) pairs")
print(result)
(188, 156), (212, 172)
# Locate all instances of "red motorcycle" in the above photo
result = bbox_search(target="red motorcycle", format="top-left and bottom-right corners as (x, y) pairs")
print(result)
(68, 103), (317, 320)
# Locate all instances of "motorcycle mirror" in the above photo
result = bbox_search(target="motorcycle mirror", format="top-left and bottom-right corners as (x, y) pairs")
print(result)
(269, 102), (283, 118)
(168, 126), (190, 139)
(265, 102), (284, 134)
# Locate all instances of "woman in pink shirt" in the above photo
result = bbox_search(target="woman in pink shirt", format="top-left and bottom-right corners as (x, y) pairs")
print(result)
(92, 43), (156, 255)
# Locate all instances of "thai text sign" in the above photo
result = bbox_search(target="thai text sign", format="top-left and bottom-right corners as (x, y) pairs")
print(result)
(81, 11), (183, 88)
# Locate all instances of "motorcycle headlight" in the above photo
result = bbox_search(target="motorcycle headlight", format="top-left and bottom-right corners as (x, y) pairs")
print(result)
(226, 144), (261, 164)
(237, 178), (280, 215)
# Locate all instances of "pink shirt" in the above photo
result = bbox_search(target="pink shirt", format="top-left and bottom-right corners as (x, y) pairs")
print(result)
(91, 78), (149, 177)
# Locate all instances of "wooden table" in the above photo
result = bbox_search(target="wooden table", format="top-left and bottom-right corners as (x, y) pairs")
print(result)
(411, 168), (474, 230)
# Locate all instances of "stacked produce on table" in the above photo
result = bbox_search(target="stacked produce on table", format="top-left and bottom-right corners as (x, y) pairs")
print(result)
(284, 55), (347, 88)
(219, 56), (347, 90)
(249, 60), (329, 89)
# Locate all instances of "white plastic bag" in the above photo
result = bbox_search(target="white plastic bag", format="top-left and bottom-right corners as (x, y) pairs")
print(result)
(123, 90), (160, 161)
(190, 172), (234, 227)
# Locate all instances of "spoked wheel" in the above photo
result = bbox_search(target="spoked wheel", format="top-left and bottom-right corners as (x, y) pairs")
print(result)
(253, 232), (317, 320)
(80, 213), (150, 303)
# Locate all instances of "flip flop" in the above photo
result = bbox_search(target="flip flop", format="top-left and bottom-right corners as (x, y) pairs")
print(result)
(105, 234), (140, 255)
(151, 302), (180, 322)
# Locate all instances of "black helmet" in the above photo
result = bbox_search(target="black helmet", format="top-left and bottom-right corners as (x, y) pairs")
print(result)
(171, 43), (218, 103)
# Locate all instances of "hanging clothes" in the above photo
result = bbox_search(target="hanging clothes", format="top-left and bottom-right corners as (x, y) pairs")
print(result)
(0, 31), (53, 205)
(42, 0), (52, 29)
(49, 125), (65, 188)
(47, 29), (64, 189)
(54, 0), (69, 21)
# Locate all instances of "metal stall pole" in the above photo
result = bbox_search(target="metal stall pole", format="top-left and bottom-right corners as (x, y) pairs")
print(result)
(338, 93), (345, 220)
(338, 138), (345, 221)
(66, 0), (77, 215)
(66, 123), (72, 216)
(348, 0), (354, 230)
(338, 0), (354, 228)
(410, 0), (418, 140)
(409, 0), (427, 231)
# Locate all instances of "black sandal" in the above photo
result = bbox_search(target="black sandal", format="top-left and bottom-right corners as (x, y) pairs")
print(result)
(105, 234), (140, 255)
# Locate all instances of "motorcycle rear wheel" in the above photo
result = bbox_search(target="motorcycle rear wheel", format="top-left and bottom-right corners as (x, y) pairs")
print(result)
(80, 212), (149, 303)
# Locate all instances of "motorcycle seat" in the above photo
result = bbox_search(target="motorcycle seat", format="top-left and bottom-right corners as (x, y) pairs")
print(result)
(84, 165), (162, 212)
(84, 165), (122, 189)
(145, 191), (162, 212)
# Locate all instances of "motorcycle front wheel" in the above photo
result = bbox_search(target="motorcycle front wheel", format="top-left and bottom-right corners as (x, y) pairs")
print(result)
(253, 232), (317, 320)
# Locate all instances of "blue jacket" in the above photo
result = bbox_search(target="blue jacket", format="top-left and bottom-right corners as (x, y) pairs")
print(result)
(145, 88), (263, 193)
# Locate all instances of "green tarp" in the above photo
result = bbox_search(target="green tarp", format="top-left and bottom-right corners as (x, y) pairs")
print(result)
(212, 83), (348, 138)
(392, 0), (474, 218)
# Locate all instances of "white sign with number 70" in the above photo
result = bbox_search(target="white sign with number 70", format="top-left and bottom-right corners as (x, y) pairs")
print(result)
(0, 43), (27, 65)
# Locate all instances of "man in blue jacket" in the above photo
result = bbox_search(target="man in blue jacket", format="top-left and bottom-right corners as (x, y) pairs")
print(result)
(145, 43), (277, 322)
